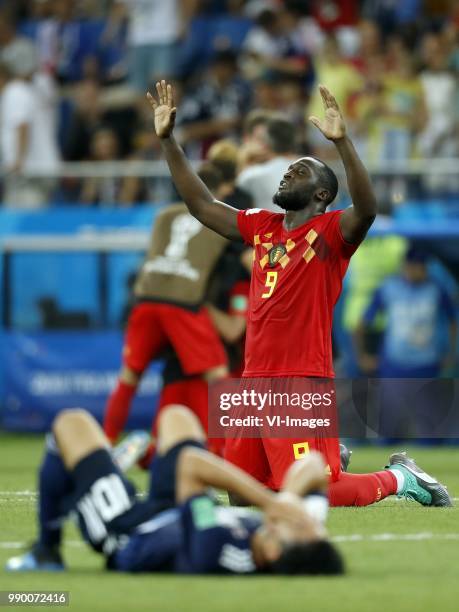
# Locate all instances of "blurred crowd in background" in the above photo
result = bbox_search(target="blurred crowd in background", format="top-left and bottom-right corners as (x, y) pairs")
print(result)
(0, 0), (458, 392)
(0, 0), (458, 208)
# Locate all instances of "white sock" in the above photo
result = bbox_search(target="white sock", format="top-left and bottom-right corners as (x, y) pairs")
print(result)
(390, 469), (405, 493)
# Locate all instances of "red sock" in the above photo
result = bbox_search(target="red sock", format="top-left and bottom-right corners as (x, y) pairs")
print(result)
(329, 471), (397, 507)
(103, 380), (137, 443)
(137, 441), (156, 470)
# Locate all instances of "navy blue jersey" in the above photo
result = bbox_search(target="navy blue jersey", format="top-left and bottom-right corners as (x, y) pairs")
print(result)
(114, 495), (262, 574)
(67, 449), (165, 557)
(69, 449), (262, 573)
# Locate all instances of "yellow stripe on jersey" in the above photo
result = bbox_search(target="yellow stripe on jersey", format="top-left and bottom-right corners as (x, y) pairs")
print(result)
(303, 229), (318, 263)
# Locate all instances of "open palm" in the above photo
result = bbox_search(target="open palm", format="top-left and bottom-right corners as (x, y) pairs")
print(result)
(147, 80), (177, 139)
(309, 85), (346, 141)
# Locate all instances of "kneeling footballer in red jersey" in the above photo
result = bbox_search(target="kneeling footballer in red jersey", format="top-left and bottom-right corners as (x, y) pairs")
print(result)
(146, 80), (452, 508)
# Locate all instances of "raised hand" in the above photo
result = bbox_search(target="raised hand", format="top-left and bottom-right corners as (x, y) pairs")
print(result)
(146, 80), (177, 139)
(309, 85), (346, 141)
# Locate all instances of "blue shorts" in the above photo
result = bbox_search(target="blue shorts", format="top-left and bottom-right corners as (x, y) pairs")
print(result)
(148, 439), (205, 510)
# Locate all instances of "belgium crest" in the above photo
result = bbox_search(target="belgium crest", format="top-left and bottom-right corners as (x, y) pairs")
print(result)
(268, 243), (286, 267)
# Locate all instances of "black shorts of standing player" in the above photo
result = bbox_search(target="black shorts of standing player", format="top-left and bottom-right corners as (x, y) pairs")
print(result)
(7, 406), (344, 575)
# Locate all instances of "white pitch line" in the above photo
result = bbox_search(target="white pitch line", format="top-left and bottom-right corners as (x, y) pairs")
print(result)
(0, 491), (147, 498)
(0, 490), (37, 496)
(0, 541), (84, 550)
(332, 532), (459, 543)
(2, 533), (459, 550)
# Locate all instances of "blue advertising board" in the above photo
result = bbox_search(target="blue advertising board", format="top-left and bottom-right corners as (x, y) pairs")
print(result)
(1, 330), (163, 432)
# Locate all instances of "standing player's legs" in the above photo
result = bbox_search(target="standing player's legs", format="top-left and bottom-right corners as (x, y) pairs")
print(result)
(159, 304), (228, 380)
(144, 304), (228, 460)
(156, 359), (226, 456)
(155, 376), (215, 446)
(139, 331), (228, 470)
(104, 303), (168, 443)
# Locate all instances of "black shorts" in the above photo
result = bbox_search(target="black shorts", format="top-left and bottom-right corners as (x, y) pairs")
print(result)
(148, 439), (205, 511)
(67, 449), (158, 556)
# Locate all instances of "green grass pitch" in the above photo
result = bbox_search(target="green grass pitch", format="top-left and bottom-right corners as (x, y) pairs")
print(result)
(1, 433), (458, 612)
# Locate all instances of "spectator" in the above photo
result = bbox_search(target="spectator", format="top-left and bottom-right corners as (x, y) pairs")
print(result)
(178, 49), (251, 158)
(361, 0), (423, 35)
(351, 19), (383, 73)
(356, 245), (457, 378)
(0, 42), (60, 208)
(63, 79), (105, 161)
(311, 0), (359, 32)
(352, 40), (427, 165)
(0, 9), (36, 73)
(34, 0), (89, 83)
(237, 110), (273, 172)
(418, 33), (458, 158)
(236, 115), (298, 212)
(207, 138), (253, 209)
(64, 78), (139, 161)
(118, 123), (174, 205)
(306, 33), (363, 159)
(339, 232), (408, 376)
(96, 0), (129, 85)
(250, 76), (281, 112)
(242, 5), (315, 85)
(79, 127), (123, 205)
(356, 245), (457, 439)
(121, 0), (196, 94)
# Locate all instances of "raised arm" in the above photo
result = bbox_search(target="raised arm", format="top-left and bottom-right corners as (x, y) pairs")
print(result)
(309, 85), (377, 244)
(177, 446), (273, 508)
(177, 447), (313, 528)
(147, 81), (241, 240)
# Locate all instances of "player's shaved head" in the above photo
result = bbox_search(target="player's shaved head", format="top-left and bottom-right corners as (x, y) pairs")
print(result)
(310, 157), (339, 204)
(273, 156), (338, 211)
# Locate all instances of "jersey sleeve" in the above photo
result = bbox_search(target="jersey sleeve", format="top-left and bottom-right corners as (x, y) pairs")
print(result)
(179, 494), (257, 574)
(324, 210), (362, 259)
(237, 208), (272, 245)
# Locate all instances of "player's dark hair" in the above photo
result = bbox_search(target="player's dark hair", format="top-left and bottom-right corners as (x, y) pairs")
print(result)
(265, 118), (296, 154)
(197, 162), (224, 192)
(312, 158), (339, 204)
(270, 540), (345, 575)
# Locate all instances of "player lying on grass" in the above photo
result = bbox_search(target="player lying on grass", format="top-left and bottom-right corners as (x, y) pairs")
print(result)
(6, 405), (345, 575)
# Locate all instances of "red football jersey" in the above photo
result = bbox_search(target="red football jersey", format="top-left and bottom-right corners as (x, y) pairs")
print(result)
(237, 208), (359, 377)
